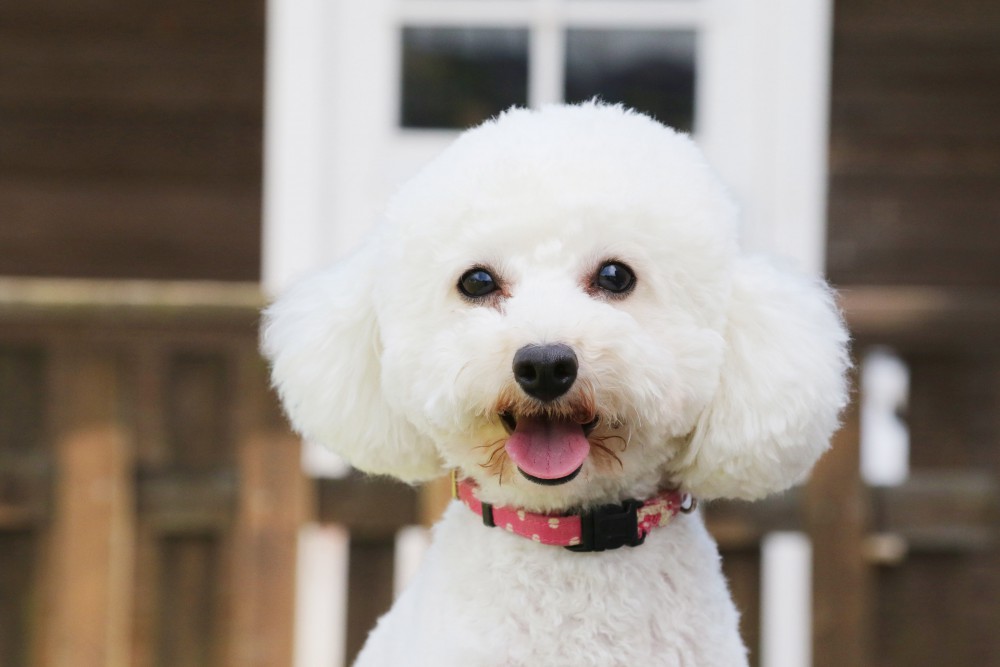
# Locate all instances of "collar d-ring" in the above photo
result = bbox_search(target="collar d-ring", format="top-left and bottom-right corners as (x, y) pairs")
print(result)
(679, 494), (698, 513)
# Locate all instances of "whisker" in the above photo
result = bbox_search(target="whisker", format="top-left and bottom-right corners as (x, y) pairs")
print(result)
(600, 433), (628, 453)
(591, 435), (625, 470)
(494, 451), (511, 484)
(478, 436), (510, 480)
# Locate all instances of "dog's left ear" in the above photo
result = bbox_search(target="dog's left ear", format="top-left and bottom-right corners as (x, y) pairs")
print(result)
(676, 256), (851, 501)
(261, 242), (445, 482)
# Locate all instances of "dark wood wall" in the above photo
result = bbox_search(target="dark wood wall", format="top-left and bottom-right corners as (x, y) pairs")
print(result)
(826, 0), (1000, 288)
(0, 0), (265, 281)
(6, 0), (993, 286)
(827, 1), (1000, 665)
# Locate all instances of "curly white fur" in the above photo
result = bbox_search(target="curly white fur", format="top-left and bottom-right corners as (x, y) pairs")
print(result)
(262, 103), (850, 666)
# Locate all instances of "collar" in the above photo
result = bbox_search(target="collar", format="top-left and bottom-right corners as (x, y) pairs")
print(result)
(452, 474), (696, 553)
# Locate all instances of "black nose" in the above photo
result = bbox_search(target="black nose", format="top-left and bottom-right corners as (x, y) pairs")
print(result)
(512, 344), (578, 402)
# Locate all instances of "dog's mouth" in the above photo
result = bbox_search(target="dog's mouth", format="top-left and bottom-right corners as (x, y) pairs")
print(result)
(499, 412), (599, 486)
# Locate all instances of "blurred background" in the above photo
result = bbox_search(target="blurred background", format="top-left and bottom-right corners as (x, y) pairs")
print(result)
(1, 0), (998, 666)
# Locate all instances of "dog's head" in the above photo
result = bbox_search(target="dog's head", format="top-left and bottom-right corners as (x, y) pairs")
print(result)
(262, 104), (849, 510)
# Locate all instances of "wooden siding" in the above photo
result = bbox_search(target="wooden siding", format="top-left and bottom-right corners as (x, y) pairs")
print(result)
(827, 0), (1000, 662)
(0, 0), (265, 281)
(826, 0), (1000, 288)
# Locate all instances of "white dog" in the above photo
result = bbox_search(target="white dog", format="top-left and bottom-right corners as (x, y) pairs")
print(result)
(263, 103), (849, 666)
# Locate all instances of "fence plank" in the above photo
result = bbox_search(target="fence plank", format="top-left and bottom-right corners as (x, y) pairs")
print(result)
(130, 523), (160, 667)
(160, 536), (221, 666)
(228, 432), (305, 667)
(345, 538), (396, 666)
(805, 369), (872, 667)
(317, 474), (418, 536)
(0, 531), (38, 667)
(419, 476), (453, 527)
(44, 352), (134, 667)
(720, 549), (762, 667)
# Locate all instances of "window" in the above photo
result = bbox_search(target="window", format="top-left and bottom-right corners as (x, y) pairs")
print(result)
(401, 27), (530, 129)
(395, 3), (704, 132)
(564, 29), (696, 132)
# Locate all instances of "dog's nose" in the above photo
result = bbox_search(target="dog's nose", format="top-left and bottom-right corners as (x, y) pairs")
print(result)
(512, 344), (578, 402)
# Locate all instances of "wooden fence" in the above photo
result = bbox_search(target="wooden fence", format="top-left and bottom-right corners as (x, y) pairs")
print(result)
(1, 279), (997, 667)
(0, 280), (299, 667)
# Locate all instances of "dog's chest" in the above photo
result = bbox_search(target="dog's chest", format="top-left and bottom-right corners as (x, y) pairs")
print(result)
(354, 504), (748, 667)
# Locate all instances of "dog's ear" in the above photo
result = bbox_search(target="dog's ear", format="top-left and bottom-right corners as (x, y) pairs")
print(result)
(676, 256), (850, 500)
(261, 243), (445, 482)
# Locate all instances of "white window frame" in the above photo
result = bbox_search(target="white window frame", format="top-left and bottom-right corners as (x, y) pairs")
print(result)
(392, 1), (706, 109)
(264, 0), (833, 294)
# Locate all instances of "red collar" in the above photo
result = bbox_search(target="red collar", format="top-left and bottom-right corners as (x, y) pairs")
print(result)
(453, 476), (696, 552)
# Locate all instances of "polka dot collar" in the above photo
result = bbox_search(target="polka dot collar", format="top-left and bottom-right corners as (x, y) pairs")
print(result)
(453, 476), (696, 553)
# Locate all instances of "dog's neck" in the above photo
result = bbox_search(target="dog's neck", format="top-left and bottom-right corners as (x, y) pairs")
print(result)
(453, 476), (696, 553)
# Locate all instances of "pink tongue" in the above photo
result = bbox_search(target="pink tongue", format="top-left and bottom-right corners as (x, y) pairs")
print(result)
(505, 416), (591, 480)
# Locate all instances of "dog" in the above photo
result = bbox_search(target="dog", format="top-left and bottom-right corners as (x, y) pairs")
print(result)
(262, 103), (850, 666)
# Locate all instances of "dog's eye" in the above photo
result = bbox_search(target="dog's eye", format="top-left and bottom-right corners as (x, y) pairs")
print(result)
(595, 262), (636, 295)
(458, 268), (498, 298)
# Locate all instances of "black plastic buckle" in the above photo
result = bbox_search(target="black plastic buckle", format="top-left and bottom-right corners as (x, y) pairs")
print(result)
(565, 499), (645, 552)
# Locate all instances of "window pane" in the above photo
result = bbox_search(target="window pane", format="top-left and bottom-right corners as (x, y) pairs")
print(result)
(401, 27), (529, 129)
(564, 30), (696, 133)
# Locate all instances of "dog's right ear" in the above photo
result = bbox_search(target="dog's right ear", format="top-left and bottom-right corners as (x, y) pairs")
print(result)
(261, 242), (445, 482)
